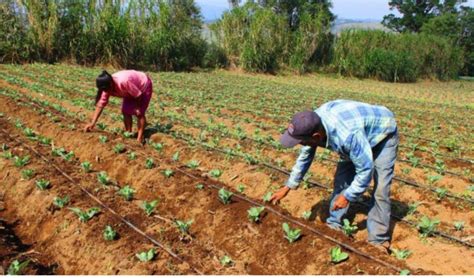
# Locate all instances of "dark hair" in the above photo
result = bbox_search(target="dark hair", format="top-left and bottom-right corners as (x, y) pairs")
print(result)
(95, 70), (113, 104)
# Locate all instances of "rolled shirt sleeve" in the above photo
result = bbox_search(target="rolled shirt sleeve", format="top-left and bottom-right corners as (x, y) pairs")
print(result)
(343, 131), (374, 202)
(285, 145), (316, 189)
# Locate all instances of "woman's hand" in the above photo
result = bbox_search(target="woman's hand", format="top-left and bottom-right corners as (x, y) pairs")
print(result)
(84, 123), (95, 132)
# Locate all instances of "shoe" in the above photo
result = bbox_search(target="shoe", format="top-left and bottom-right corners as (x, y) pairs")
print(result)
(369, 241), (391, 254)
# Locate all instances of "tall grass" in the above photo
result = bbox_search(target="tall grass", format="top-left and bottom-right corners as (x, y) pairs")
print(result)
(332, 30), (463, 82)
(0, 0), (208, 71)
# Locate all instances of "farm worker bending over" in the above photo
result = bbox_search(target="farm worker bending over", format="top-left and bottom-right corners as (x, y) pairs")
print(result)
(84, 70), (153, 143)
(270, 100), (398, 251)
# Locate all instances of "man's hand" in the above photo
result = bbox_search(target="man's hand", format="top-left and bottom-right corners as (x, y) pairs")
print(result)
(84, 123), (95, 132)
(270, 186), (290, 204)
(331, 194), (349, 211)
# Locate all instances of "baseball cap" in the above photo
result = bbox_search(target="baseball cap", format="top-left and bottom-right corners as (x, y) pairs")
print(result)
(280, 111), (322, 148)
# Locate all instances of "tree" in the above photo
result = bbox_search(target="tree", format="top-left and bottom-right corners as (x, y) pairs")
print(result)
(382, 0), (467, 33)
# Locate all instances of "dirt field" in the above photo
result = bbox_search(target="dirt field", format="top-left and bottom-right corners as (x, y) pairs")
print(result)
(0, 64), (472, 274)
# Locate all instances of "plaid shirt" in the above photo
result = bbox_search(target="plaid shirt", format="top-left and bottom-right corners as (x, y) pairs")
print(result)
(285, 100), (397, 202)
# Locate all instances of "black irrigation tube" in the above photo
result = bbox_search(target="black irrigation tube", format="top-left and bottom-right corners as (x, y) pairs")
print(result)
(168, 132), (474, 248)
(2, 89), (473, 247)
(0, 128), (205, 275)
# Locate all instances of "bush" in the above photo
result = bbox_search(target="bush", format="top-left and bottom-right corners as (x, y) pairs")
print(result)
(332, 29), (463, 82)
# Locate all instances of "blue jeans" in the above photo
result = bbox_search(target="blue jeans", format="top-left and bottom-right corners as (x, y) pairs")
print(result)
(326, 131), (399, 243)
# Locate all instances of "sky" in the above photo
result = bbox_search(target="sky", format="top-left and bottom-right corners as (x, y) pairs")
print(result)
(196, 0), (474, 21)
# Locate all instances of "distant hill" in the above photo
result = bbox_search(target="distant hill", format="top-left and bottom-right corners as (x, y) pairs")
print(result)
(331, 18), (390, 34)
(201, 18), (391, 41)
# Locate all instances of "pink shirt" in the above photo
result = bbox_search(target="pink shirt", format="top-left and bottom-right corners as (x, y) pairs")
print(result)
(97, 70), (149, 108)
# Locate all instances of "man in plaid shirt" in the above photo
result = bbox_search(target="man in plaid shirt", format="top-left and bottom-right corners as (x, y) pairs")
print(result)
(270, 99), (398, 251)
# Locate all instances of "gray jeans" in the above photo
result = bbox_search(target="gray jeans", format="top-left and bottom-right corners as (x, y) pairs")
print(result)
(326, 131), (399, 243)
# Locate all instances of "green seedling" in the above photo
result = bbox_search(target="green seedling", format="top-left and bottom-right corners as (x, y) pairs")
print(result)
(209, 169), (223, 178)
(391, 248), (412, 260)
(145, 158), (154, 169)
(151, 142), (163, 152)
(282, 222), (301, 243)
(63, 151), (74, 161)
(407, 202), (420, 215)
(136, 248), (156, 262)
(400, 269), (411, 275)
(163, 169), (174, 178)
(7, 259), (30, 275)
(21, 169), (35, 180)
(99, 135), (108, 143)
(97, 123), (107, 130)
(262, 192), (272, 202)
(38, 136), (51, 145)
(218, 188), (233, 204)
(103, 225), (117, 241)
(81, 161), (92, 173)
(247, 206), (265, 222)
(113, 143), (125, 154)
(301, 211), (312, 220)
(186, 160), (200, 169)
(118, 185), (135, 201)
(435, 187), (448, 200)
(220, 255), (233, 267)
(330, 246), (349, 264)
(123, 131), (134, 138)
(453, 221), (464, 231)
(342, 219), (358, 236)
(141, 200), (159, 216)
(69, 207), (100, 222)
(53, 196), (70, 208)
(23, 127), (36, 138)
(237, 184), (245, 193)
(2, 151), (13, 159)
(195, 184), (204, 190)
(35, 179), (50, 190)
(13, 155), (30, 167)
(97, 171), (110, 185)
(128, 152), (137, 160)
(417, 216), (440, 238)
(427, 175), (442, 185)
(172, 151), (180, 162)
(175, 219), (193, 234)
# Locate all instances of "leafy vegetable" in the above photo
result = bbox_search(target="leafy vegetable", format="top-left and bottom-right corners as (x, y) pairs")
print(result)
(236, 184), (245, 193)
(163, 169), (174, 178)
(53, 196), (70, 208)
(262, 192), (272, 202)
(13, 155), (30, 167)
(172, 151), (180, 162)
(330, 246), (349, 264)
(7, 259), (30, 275)
(141, 200), (159, 216)
(81, 161), (92, 173)
(99, 135), (108, 143)
(145, 158), (154, 169)
(113, 143), (126, 154)
(220, 255), (233, 267)
(118, 185), (135, 201)
(175, 219), (193, 234)
(282, 222), (301, 243)
(103, 225), (117, 241)
(69, 207), (100, 222)
(209, 169), (223, 178)
(301, 211), (311, 220)
(136, 248), (156, 262)
(417, 216), (440, 237)
(186, 160), (200, 169)
(35, 179), (50, 190)
(97, 171), (110, 185)
(128, 152), (137, 160)
(218, 188), (233, 204)
(195, 184), (204, 190)
(391, 248), (411, 260)
(247, 206), (265, 222)
(342, 219), (358, 236)
(453, 221), (464, 231)
(21, 169), (35, 180)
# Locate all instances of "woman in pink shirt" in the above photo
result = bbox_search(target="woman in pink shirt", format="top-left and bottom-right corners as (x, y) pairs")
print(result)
(84, 70), (153, 143)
